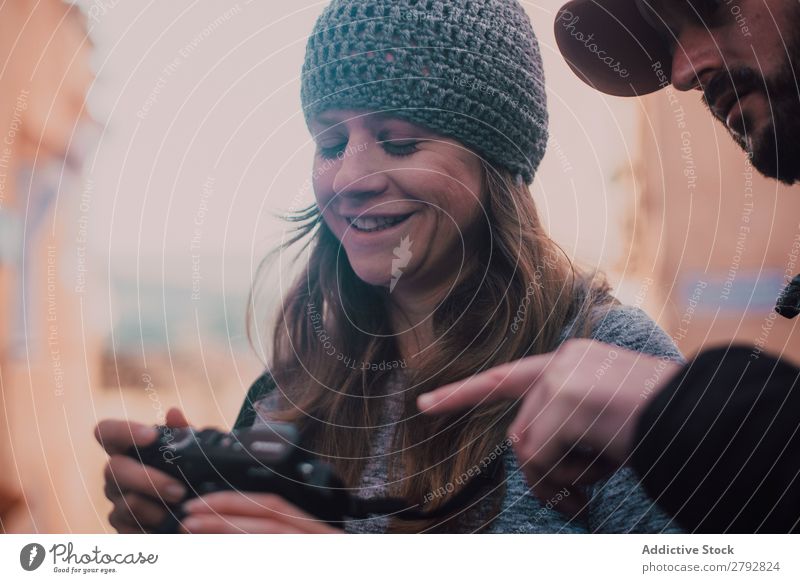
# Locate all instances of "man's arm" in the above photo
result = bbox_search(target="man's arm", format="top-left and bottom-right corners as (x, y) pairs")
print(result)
(631, 345), (800, 533)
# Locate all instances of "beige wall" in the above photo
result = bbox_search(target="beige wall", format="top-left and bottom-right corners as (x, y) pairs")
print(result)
(635, 85), (800, 364)
(1, 208), (258, 532)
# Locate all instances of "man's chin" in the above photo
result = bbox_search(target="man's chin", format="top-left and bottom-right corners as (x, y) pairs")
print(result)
(748, 125), (800, 185)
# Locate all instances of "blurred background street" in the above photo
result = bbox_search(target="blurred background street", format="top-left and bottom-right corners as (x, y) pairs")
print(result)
(1, 0), (798, 532)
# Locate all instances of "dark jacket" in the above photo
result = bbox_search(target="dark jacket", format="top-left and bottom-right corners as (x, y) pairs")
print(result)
(631, 345), (800, 533)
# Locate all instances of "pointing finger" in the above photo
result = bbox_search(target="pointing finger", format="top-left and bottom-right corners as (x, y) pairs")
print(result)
(417, 353), (555, 414)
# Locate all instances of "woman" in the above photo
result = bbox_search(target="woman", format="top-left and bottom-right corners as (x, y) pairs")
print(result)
(97, 0), (683, 534)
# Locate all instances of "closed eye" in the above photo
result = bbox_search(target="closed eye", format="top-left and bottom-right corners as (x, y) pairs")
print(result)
(378, 138), (421, 157)
(317, 142), (348, 160)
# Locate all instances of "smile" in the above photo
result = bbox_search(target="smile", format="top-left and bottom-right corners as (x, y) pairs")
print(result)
(710, 88), (753, 136)
(346, 213), (414, 233)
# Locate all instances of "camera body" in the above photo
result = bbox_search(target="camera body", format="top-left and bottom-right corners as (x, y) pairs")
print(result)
(127, 423), (351, 531)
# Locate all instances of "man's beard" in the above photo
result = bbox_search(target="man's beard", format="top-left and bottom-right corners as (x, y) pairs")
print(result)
(701, 40), (800, 184)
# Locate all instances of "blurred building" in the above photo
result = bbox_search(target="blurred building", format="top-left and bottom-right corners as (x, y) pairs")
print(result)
(633, 88), (800, 365)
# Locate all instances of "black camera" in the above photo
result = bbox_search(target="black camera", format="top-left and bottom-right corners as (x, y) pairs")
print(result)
(127, 422), (503, 533)
(127, 423), (352, 532)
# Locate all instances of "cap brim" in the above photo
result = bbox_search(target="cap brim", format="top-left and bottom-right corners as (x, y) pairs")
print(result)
(554, 0), (673, 97)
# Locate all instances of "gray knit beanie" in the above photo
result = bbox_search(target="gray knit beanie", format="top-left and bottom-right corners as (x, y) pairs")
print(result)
(301, 0), (549, 184)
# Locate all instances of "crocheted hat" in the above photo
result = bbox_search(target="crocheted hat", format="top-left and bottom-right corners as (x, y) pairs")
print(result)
(300, 0), (549, 184)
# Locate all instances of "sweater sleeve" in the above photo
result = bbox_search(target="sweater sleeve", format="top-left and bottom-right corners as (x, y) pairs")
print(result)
(588, 305), (685, 363)
(631, 345), (800, 533)
(584, 305), (685, 532)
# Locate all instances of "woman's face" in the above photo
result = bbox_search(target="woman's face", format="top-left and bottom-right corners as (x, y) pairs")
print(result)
(308, 110), (486, 296)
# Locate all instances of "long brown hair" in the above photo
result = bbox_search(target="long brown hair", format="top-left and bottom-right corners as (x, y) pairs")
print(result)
(248, 158), (615, 532)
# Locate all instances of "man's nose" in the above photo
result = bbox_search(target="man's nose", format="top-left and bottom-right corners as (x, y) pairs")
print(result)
(670, 26), (724, 92)
(332, 142), (389, 200)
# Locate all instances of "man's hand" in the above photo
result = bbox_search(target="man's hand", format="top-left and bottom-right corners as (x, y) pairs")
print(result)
(181, 492), (343, 534)
(417, 339), (681, 515)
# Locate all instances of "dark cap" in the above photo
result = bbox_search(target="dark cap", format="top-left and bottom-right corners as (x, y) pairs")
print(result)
(554, 0), (673, 96)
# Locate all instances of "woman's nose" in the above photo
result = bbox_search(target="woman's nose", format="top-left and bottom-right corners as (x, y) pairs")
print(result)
(332, 141), (389, 200)
(670, 26), (725, 92)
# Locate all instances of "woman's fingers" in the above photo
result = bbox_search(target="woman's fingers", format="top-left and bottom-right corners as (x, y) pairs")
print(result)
(188, 492), (312, 522)
(95, 409), (190, 456)
(108, 493), (170, 533)
(123, 493), (169, 529)
(183, 492), (341, 533)
(98, 412), (193, 533)
(104, 455), (186, 504)
(108, 507), (142, 534)
(185, 492), (303, 519)
(165, 407), (190, 428)
(181, 514), (304, 534)
(94, 419), (157, 456)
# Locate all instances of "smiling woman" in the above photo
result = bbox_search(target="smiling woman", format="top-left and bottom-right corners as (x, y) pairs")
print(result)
(229, 0), (684, 534)
(98, 0), (684, 535)
(307, 111), (485, 296)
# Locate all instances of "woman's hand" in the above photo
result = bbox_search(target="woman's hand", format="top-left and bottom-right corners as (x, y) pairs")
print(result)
(417, 339), (682, 516)
(180, 492), (343, 534)
(95, 408), (190, 533)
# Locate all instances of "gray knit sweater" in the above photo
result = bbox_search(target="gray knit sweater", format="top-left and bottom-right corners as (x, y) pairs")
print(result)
(250, 305), (684, 533)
